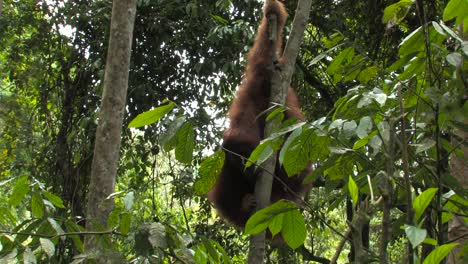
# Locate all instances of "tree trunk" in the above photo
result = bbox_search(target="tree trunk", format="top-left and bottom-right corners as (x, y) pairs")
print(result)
(247, 0), (312, 262)
(84, 0), (137, 261)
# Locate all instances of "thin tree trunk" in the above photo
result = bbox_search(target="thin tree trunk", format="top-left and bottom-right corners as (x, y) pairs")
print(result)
(84, 0), (137, 261)
(247, 0), (312, 262)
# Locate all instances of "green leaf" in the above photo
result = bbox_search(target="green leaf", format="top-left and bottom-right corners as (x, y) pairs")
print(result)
(356, 116), (373, 139)
(201, 237), (219, 262)
(441, 212), (453, 223)
(119, 212), (132, 234)
(194, 150), (225, 195)
(64, 220), (84, 252)
(161, 116), (186, 152)
(405, 225), (427, 248)
(128, 102), (175, 128)
(382, 0), (414, 24)
(377, 120), (391, 144)
(348, 176), (359, 206)
(432, 22), (446, 36)
(281, 128), (317, 177)
(413, 188), (438, 222)
(268, 214), (284, 237)
(40, 238), (55, 258)
(31, 193), (44, 219)
(107, 207), (122, 228)
(424, 238), (438, 246)
(245, 200), (297, 235)
(463, 41), (468, 55)
(48, 218), (65, 235)
(413, 138), (436, 154)
(447, 53), (462, 67)
(281, 209), (306, 249)
(43, 191), (65, 209)
(343, 120), (357, 138)
(9, 176), (30, 206)
(246, 142), (273, 169)
(328, 47), (355, 75)
(399, 26), (424, 56)
(353, 137), (369, 150)
(123, 192), (134, 211)
(357, 66), (378, 84)
(369, 135), (383, 154)
(443, 0), (468, 25)
(267, 122), (305, 140)
(422, 243), (459, 264)
(438, 22), (463, 43)
(175, 122), (194, 164)
(398, 56), (425, 80)
(353, 130), (379, 150)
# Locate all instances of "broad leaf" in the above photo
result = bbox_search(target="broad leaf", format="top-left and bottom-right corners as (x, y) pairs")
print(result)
(413, 188), (438, 222)
(194, 150), (225, 195)
(31, 193), (44, 219)
(348, 176), (359, 206)
(422, 243), (459, 264)
(245, 200), (297, 235)
(246, 142), (273, 169)
(356, 116), (373, 139)
(405, 224), (427, 248)
(128, 102), (175, 128)
(40, 238), (55, 258)
(281, 209), (307, 249)
(9, 176), (30, 207)
(119, 212), (132, 234)
(443, 0), (468, 26)
(43, 191), (65, 209)
(175, 122), (194, 164)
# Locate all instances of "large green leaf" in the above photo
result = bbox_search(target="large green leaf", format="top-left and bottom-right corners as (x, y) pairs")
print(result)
(244, 200), (297, 235)
(382, 0), (414, 24)
(399, 26), (424, 57)
(281, 209), (307, 249)
(422, 243), (460, 264)
(175, 122), (194, 164)
(348, 176), (359, 206)
(31, 192), (44, 219)
(9, 176), (30, 207)
(194, 150), (225, 195)
(328, 47), (355, 75)
(128, 102), (175, 128)
(43, 191), (65, 209)
(245, 142), (274, 169)
(413, 188), (438, 222)
(443, 0), (468, 26)
(404, 225), (427, 248)
(119, 212), (132, 235)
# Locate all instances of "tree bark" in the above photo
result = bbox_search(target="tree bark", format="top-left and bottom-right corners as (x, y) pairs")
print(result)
(84, 0), (137, 261)
(247, 0), (312, 262)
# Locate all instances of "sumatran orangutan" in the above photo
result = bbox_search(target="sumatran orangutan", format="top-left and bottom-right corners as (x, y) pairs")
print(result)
(208, 0), (312, 228)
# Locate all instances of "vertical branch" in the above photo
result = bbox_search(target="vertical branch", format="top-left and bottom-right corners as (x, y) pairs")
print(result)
(380, 119), (394, 264)
(84, 0), (137, 258)
(350, 202), (370, 263)
(247, 11), (278, 264)
(247, 0), (312, 263)
(397, 82), (414, 263)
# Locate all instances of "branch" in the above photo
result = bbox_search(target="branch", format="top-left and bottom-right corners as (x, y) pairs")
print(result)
(397, 82), (414, 263)
(0, 230), (125, 239)
(248, 0), (312, 263)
